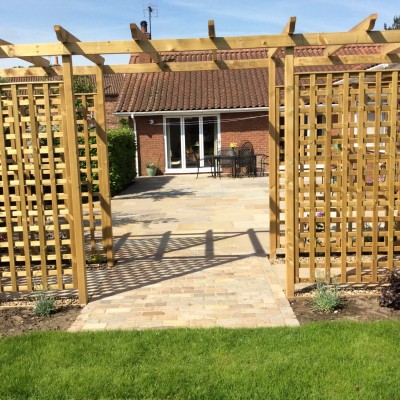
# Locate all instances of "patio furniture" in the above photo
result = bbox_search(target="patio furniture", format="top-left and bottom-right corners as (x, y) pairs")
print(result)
(256, 154), (269, 177)
(240, 141), (254, 152)
(237, 147), (256, 177)
(217, 148), (238, 178)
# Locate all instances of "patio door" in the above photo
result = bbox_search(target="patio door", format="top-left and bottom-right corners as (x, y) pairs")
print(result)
(165, 116), (219, 173)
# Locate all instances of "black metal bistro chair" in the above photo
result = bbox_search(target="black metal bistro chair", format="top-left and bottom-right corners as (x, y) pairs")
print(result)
(238, 147), (256, 177)
(256, 154), (269, 177)
(217, 148), (237, 178)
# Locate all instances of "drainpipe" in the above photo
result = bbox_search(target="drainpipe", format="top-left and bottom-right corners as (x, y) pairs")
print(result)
(131, 113), (140, 177)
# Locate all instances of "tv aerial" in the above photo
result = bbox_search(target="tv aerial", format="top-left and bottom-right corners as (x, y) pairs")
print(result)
(143, 2), (158, 38)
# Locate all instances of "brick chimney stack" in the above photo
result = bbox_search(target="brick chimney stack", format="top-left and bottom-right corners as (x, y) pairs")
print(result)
(140, 20), (151, 40)
(138, 21), (152, 63)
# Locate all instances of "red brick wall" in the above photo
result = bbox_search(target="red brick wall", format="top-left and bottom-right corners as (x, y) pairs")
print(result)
(134, 112), (270, 176)
(220, 112), (269, 156)
(105, 96), (122, 130)
(134, 116), (165, 176)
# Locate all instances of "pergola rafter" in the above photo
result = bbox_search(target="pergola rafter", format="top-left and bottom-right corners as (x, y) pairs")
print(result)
(130, 22), (163, 67)
(324, 13), (378, 56)
(1, 29), (400, 62)
(0, 38), (50, 67)
(54, 25), (105, 65)
(269, 16), (296, 59)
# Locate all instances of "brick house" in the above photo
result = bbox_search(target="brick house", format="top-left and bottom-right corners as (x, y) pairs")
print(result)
(113, 22), (387, 176)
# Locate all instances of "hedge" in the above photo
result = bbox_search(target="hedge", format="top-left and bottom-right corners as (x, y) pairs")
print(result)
(107, 127), (136, 196)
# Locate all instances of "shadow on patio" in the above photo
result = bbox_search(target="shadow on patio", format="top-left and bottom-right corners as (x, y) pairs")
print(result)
(86, 228), (268, 301)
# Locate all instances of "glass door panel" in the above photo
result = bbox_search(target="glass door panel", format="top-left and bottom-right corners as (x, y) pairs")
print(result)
(166, 118), (182, 169)
(203, 116), (218, 157)
(184, 117), (200, 168)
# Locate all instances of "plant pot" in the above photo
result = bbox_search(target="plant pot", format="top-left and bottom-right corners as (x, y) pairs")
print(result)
(146, 167), (156, 176)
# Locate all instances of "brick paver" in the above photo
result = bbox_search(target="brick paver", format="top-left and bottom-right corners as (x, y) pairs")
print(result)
(69, 174), (299, 331)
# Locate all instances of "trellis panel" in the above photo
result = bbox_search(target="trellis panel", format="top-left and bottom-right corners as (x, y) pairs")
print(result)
(76, 92), (112, 259)
(274, 70), (400, 292)
(0, 82), (73, 292)
(0, 82), (112, 299)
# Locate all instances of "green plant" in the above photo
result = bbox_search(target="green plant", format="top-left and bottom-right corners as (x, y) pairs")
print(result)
(107, 127), (136, 196)
(73, 76), (95, 93)
(86, 253), (107, 264)
(146, 162), (156, 169)
(311, 278), (342, 313)
(33, 289), (55, 317)
(379, 269), (400, 309)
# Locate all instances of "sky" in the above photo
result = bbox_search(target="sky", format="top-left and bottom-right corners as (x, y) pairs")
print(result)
(0, 0), (399, 68)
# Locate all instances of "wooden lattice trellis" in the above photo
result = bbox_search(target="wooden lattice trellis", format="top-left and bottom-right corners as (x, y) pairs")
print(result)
(270, 69), (400, 293)
(0, 81), (112, 302)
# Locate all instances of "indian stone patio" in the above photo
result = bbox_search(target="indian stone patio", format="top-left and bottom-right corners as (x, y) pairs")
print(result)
(69, 174), (298, 331)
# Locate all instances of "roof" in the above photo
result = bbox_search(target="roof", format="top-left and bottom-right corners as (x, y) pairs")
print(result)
(115, 44), (384, 113)
(4, 74), (125, 96)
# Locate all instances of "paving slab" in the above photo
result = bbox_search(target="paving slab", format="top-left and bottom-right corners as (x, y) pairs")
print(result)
(69, 174), (299, 331)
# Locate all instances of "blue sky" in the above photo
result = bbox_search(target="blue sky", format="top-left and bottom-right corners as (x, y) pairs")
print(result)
(0, 0), (399, 68)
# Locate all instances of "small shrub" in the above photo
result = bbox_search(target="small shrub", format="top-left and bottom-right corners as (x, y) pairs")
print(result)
(312, 281), (342, 313)
(107, 127), (136, 196)
(379, 270), (400, 310)
(33, 289), (55, 317)
(86, 254), (107, 264)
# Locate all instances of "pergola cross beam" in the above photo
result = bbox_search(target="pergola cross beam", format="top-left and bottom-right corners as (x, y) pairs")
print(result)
(208, 20), (218, 62)
(324, 14), (377, 56)
(0, 39), (50, 67)
(381, 42), (400, 55)
(130, 23), (163, 66)
(54, 25), (105, 65)
(269, 17), (296, 59)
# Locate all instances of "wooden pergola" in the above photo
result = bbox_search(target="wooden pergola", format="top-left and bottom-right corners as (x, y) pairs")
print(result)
(1, 15), (400, 302)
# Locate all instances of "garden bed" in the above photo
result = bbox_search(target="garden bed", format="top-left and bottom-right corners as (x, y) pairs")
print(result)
(0, 298), (81, 337)
(290, 293), (400, 325)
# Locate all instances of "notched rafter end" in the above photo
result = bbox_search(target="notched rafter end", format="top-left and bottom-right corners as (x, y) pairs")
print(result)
(54, 24), (104, 65)
(130, 23), (142, 41)
(208, 20), (216, 39)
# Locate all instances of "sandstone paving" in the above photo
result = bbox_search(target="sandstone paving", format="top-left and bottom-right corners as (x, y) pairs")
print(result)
(69, 174), (299, 331)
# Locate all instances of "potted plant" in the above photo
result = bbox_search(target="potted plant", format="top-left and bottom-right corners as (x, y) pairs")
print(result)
(146, 162), (157, 176)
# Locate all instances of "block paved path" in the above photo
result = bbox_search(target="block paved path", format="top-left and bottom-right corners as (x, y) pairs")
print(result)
(69, 174), (298, 331)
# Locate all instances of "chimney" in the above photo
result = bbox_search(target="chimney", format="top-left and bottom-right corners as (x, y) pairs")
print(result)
(138, 20), (152, 63)
(140, 20), (151, 39)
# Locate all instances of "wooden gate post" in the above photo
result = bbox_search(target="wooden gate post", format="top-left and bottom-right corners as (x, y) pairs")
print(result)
(284, 48), (296, 297)
(268, 57), (278, 260)
(62, 55), (88, 304)
(94, 64), (114, 267)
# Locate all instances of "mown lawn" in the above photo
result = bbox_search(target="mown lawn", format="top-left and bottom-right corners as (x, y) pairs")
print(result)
(1, 322), (400, 399)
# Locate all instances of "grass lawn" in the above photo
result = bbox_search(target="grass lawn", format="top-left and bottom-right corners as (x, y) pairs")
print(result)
(1, 321), (400, 399)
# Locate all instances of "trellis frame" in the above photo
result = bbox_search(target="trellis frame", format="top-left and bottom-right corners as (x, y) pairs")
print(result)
(1, 15), (400, 302)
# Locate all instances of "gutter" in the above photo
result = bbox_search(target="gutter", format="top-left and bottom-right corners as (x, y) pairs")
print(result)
(115, 107), (269, 117)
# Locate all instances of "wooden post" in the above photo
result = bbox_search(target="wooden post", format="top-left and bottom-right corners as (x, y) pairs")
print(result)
(341, 73), (350, 282)
(387, 70), (398, 270)
(268, 57), (278, 259)
(94, 64), (114, 267)
(62, 55), (88, 304)
(284, 47), (296, 297)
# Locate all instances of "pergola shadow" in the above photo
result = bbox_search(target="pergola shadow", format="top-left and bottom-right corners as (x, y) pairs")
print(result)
(86, 229), (268, 302)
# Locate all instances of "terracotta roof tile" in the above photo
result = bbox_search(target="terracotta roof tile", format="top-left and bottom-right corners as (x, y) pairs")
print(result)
(5, 74), (124, 96)
(115, 44), (389, 113)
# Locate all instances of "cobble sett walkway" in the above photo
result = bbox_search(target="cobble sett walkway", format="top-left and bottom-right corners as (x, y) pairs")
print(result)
(69, 174), (299, 331)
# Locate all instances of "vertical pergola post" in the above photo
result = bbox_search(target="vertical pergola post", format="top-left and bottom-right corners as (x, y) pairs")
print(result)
(62, 55), (88, 304)
(284, 47), (296, 297)
(94, 64), (114, 267)
(268, 57), (278, 259)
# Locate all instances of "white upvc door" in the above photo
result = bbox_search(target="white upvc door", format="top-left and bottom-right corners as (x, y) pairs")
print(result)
(164, 115), (219, 173)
